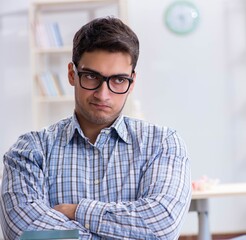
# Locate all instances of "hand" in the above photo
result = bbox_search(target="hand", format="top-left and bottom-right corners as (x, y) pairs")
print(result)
(53, 204), (78, 220)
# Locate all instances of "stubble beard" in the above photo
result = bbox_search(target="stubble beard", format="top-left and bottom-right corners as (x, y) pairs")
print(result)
(78, 98), (127, 126)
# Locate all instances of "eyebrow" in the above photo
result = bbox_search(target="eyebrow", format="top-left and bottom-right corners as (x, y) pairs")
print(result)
(79, 67), (101, 75)
(79, 67), (131, 77)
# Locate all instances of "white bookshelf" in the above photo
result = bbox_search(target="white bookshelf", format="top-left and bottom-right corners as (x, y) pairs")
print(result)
(29, 0), (128, 129)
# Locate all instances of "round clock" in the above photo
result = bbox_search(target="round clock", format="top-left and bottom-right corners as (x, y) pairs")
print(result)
(165, 1), (200, 35)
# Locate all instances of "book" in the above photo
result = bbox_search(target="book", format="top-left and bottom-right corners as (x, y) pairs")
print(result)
(51, 22), (63, 47)
(37, 72), (64, 97)
(36, 75), (46, 96)
(35, 22), (63, 48)
(44, 72), (59, 96)
(37, 73), (55, 96)
(50, 73), (65, 96)
(20, 229), (79, 240)
(35, 22), (50, 48)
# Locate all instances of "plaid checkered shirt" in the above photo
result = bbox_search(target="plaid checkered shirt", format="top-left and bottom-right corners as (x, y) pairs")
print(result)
(0, 114), (191, 239)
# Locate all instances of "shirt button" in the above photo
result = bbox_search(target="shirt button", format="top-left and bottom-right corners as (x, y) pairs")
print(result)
(94, 179), (100, 185)
(85, 223), (90, 229)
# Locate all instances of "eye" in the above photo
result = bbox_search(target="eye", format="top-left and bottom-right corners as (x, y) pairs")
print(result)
(84, 73), (98, 80)
(112, 77), (128, 84)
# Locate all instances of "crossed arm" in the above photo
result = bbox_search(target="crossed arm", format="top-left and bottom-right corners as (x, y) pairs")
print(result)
(0, 134), (191, 239)
(54, 204), (77, 220)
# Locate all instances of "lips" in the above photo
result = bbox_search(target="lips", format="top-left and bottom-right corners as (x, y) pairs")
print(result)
(91, 102), (111, 110)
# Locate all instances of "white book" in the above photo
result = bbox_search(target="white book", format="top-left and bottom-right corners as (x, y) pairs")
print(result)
(35, 23), (50, 48)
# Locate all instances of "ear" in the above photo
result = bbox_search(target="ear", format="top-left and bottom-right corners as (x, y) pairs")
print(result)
(68, 62), (75, 86)
(129, 71), (136, 93)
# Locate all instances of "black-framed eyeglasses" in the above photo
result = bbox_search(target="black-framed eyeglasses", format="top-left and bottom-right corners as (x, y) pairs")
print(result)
(74, 66), (134, 94)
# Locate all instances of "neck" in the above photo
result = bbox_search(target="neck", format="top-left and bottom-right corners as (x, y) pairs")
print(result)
(83, 125), (103, 144)
(75, 113), (114, 144)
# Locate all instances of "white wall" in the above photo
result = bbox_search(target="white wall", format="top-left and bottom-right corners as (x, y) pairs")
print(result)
(0, 0), (245, 236)
(128, 0), (246, 234)
(0, 2), (32, 173)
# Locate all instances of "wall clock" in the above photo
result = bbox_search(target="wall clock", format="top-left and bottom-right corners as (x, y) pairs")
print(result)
(165, 1), (200, 35)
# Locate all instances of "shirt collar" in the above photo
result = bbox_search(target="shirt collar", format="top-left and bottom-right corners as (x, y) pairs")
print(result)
(64, 113), (131, 146)
(111, 115), (131, 144)
(61, 113), (84, 146)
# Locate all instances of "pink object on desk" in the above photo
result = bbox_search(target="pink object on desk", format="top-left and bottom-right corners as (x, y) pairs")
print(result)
(192, 175), (220, 191)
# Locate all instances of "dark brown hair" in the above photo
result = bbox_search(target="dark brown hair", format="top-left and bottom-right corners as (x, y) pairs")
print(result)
(72, 17), (139, 70)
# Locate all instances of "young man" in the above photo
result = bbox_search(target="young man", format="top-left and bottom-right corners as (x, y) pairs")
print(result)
(0, 17), (191, 239)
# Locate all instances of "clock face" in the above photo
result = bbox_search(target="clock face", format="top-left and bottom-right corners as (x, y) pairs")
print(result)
(165, 1), (199, 35)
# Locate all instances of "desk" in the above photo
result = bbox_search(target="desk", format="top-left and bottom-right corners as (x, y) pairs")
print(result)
(190, 183), (246, 240)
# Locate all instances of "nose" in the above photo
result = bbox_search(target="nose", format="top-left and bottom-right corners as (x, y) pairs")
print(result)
(93, 81), (110, 100)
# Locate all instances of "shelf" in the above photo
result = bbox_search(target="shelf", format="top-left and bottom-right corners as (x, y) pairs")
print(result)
(33, 46), (71, 54)
(30, 0), (127, 129)
(32, 0), (117, 5)
(31, 0), (121, 12)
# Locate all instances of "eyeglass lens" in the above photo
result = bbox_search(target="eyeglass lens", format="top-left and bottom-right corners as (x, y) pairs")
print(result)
(79, 72), (132, 94)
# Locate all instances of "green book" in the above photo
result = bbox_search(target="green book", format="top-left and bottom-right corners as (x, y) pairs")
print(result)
(20, 229), (79, 240)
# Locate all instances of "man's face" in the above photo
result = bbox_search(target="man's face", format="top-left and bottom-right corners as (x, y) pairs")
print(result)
(68, 50), (135, 128)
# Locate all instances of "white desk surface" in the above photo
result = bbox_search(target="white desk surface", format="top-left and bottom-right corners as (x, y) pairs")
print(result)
(192, 182), (246, 199)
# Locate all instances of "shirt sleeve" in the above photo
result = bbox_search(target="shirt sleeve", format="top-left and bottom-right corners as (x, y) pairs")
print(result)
(75, 130), (192, 240)
(0, 134), (91, 240)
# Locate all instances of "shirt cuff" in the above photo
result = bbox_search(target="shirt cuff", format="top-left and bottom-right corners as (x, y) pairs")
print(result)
(75, 198), (108, 234)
